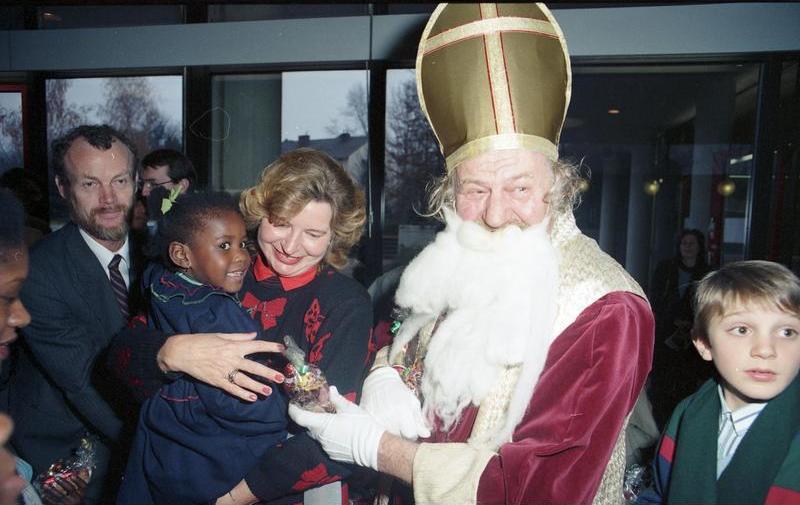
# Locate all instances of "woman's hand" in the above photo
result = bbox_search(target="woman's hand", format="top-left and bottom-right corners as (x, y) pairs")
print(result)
(158, 332), (285, 402)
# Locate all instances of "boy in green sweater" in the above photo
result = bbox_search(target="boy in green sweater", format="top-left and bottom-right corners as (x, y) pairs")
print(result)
(640, 260), (800, 504)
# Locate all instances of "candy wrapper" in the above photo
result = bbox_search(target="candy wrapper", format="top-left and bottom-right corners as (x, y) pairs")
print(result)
(622, 463), (652, 504)
(281, 335), (336, 413)
(34, 436), (96, 505)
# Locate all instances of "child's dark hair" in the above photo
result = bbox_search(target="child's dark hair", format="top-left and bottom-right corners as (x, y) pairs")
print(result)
(0, 188), (26, 264)
(153, 191), (242, 271)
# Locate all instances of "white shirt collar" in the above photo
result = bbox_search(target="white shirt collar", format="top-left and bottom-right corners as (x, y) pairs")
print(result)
(717, 385), (767, 429)
(78, 227), (131, 287)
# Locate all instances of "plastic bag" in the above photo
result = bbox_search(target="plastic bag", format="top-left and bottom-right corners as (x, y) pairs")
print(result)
(281, 335), (335, 413)
(622, 463), (652, 504)
(33, 436), (95, 505)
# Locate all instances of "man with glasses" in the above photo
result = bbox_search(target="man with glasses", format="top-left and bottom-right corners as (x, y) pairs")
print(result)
(139, 148), (196, 199)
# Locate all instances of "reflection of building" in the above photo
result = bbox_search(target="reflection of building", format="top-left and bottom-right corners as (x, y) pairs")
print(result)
(281, 133), (368, 187)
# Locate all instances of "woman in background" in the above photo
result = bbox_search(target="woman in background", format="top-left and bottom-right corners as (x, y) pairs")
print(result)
(649, 229), (713, 427)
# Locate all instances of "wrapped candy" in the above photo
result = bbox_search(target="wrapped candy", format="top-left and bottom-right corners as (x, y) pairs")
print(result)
(34, 436), (95, 505)
(622, 463), (652, 504)
(281, 335), (336, 413)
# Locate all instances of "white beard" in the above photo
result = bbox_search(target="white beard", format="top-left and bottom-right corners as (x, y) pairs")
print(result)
(391, 210), (559, 432)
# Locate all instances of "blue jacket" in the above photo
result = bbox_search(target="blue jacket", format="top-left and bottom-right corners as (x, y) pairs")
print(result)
(118, 264), (288, 505)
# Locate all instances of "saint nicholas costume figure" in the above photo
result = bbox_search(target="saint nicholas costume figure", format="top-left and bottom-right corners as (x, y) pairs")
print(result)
(290, 4), (655, 504)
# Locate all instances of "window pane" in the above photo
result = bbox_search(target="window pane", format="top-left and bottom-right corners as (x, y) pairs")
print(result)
(211, 70), (369, 193)
(46, 76), (183, 227)
(210, 74), (282, 192)
(562, 63), (759, 289)
(384, 68), (445, 272)
(774, 60), (800, 270)
(0, 91), (24, 174)
(281, 71), (369, 188)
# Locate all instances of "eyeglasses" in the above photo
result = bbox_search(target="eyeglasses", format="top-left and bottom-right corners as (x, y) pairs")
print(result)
(138, 179), (174, 191)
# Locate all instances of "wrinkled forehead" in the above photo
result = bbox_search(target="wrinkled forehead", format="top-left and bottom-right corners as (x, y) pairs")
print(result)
(455, 148), (553, 181)
(65, 137), (135, 176)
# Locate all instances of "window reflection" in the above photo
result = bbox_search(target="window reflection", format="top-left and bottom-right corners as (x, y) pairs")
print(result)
(773, 60), (800, 271)
(384, 69), (445, 272)
(562, 63), (759, 289)
(0, 91), (24, 174)
(210, 70), (369, 193)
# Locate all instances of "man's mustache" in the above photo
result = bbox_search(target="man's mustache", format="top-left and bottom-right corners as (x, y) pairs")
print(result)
(90, 204), (128, 217)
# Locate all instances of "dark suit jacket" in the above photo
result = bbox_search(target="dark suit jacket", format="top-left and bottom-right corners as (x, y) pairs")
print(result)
(9, 221), (142, 476)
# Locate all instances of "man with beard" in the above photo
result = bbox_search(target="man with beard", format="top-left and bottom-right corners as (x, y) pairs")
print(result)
(8, 125), (140, 504)
(289, 4), (654, 504)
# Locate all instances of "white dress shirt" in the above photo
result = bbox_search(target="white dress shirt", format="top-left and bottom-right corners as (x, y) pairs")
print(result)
(78, 228), (131, 289)
(716, 385), (766, 478)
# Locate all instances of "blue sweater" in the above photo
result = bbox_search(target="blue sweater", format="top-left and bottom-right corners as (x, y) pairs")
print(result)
(117, 264), (288, 505)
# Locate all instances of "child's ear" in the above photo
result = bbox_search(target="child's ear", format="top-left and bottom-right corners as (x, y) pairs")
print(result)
(169, 242), (192, 270)
(692, 334), (713, 361)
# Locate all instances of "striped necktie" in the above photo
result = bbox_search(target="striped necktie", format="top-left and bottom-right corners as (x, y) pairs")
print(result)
(108, 254), (129, 320)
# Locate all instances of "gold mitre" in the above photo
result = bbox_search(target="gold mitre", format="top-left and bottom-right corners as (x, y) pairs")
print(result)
(416, 3), (572, 171)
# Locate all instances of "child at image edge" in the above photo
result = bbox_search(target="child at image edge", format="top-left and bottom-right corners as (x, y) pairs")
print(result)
(639, 260), (800, 505)
(117, 192), (287, 505)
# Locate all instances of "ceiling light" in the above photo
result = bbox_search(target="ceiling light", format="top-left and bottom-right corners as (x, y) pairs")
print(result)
(729, 153), (753, 165)
(607, 108), (620, 115)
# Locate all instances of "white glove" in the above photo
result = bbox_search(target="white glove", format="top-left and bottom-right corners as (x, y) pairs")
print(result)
(360, 366), (431, 440)
(289, 386), (385, 470)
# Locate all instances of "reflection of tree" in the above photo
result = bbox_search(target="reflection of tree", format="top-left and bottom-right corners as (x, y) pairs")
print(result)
(99, 77), (180, 156)
(326, 82), (368, 137)
(47, 80), (85, 142)
(0, 103), (23, 170)
(385, 79), (443, 225)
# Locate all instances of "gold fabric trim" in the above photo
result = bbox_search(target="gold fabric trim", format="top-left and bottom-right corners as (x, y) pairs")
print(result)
(415, 3), (448, 157)
(468, 365), (521, 446)
(539, 3), (572, 145)
(481, 6), (514, 135)
(479, 4), (498, 20)
(446, 133), (558, 171)
(422, 16), (559, 57)
(549, 211), (646, 335)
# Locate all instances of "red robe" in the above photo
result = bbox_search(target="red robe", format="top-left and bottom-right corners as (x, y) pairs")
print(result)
(423, 292), (654, 504)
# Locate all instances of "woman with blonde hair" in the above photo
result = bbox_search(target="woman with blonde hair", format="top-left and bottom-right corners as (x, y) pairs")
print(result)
(110, 148), (373, 504)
